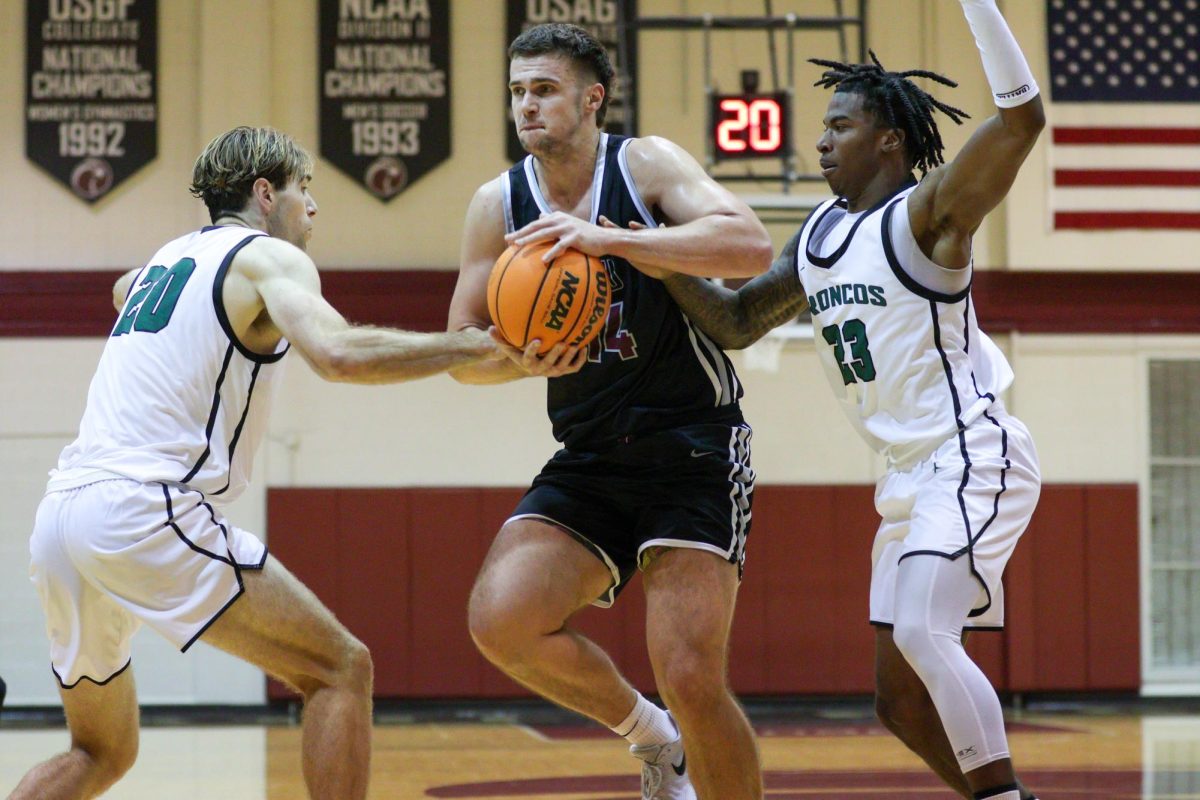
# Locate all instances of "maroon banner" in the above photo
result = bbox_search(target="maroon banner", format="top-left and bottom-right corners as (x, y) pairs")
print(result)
(26, 0), (158, 203)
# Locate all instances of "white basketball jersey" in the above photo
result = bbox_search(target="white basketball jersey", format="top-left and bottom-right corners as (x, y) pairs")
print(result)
(50, 226), (288, 504)
(796, 183), (1013, 468)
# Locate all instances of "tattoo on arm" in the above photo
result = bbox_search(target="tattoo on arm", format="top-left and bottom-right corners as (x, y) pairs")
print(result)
(664, 229), (809, 350)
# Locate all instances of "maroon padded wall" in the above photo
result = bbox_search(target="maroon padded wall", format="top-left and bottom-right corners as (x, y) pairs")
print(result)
(5, 269), (1200, 337)
(266, 483), (1140, 700)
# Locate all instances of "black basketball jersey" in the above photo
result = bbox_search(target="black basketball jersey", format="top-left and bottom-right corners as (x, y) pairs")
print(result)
(502, 133), (744, 451)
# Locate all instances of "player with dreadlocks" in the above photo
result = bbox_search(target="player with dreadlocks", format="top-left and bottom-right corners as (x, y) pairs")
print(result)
(808, 50), (970, 175)
(612, 2), (1045, 799)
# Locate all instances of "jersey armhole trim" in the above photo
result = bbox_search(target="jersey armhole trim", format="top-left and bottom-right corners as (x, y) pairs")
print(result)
(212, 234), (289, 364)
(794, 200), (832, 277)
(523, 156), (553, 215)
(589, 132), (610, 224)
(881, 200), (971, 304)
(500, 170), (515, 235)
(616, 139), (657, 227)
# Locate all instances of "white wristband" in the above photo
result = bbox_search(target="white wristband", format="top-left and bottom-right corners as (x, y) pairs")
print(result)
(959, 0), (1039, 108)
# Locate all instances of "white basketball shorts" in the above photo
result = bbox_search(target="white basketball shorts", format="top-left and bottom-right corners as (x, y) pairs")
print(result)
(869, 404), (1040, 630)
(28, 478), (267, 688)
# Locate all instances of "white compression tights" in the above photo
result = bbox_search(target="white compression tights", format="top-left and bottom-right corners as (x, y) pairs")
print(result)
(892, 554), (1010, 773)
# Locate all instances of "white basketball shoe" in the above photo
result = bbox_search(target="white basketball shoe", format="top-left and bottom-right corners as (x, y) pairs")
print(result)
(629, 715), (696, 800)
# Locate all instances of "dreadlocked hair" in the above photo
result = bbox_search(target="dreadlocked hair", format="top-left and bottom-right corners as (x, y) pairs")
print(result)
(809, 50), (969, 174)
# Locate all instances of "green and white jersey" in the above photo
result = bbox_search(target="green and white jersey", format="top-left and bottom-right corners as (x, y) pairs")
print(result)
(49, 226), (288, 504)
(796, 181), (1013, 469)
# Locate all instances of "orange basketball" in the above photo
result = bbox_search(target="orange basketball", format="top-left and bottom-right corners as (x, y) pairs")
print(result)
(487, 241), (611, 355)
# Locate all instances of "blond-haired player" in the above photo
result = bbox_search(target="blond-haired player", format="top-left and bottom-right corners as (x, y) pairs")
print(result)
(13, 126), (499, 800)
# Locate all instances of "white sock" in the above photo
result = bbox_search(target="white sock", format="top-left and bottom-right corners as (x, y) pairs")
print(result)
(610, 694), (677, 748)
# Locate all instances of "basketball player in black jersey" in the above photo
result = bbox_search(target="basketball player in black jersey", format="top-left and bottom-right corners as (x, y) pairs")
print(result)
(447, 22), (772, 800)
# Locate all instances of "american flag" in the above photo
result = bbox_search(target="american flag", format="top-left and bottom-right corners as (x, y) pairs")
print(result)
(1046, 0), (1200, 230)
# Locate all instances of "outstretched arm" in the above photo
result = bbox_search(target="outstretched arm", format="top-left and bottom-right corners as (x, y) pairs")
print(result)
(509, 136), (773, 279)
(908, 0), (1045, 269)
(662, 228), (809, 350)
(240, 237), (500, 384)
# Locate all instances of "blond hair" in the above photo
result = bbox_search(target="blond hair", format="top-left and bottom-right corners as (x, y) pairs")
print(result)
(190, 126), (313, 222)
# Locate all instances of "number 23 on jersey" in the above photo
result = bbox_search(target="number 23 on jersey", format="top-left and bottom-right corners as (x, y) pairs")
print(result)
(821, 318), (877, 384)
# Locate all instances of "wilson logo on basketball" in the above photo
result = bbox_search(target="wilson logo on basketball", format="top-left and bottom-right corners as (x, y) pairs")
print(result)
(568, 270), (609, 347)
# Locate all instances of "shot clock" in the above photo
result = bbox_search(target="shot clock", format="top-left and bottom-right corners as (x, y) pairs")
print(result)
(709, 91), (790, 160)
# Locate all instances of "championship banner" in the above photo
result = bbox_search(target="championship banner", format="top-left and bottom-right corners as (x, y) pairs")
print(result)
(319, 0), (450, 201)
(505, 0), (637, 163)
(26, 0), (158, 203)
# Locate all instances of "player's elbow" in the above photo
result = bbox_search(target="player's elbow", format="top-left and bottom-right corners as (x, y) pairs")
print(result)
(448, 364), (477, 384)
(723, 318), (773, 350)
(744, 237), (775, 277)
(723, 231), (774, 278)
(721, 332), (760, 351)
(1003, 95), (1046, 142)
(1018, 103), (1046, 141)
(307, 342), (360, 383)
(697, 306), (764, 351)
(1026, 97), (1046, 132)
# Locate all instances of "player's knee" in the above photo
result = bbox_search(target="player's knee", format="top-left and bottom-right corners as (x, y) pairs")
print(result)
(654, 650), (726, 715)
(293, 636), (372, 699)
(467, 582), (540, 667)
(336, 637), (373, 697)
(76, 735), (138, 786)
(891, 617), (936, 675)
(467, 597), (522, 667)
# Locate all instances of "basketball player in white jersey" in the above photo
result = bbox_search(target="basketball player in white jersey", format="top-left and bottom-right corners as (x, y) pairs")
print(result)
(12, 126), (499, 800)
(650, 3), (1044, 800)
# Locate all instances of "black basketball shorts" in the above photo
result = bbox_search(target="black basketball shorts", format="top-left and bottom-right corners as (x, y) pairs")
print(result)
(510, 421), (755, 606)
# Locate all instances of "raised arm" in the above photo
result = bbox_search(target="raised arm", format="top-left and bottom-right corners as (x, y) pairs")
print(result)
(510, 136), (773, 279)
(446, 179), (586, 385)
(237, 236), (499, 384)
(907, 0), (1045, 268)
(662, 228), (809, 350)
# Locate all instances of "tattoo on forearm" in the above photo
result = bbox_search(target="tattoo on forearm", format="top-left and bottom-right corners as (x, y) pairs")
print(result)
(742, 274), (809, 337)
(665, 262), (807, 348)
(662, 275), (741, 344)
(663, 229), (809, 349)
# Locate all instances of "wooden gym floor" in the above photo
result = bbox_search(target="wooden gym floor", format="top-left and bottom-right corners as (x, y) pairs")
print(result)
(2, 699), (1199, 799)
